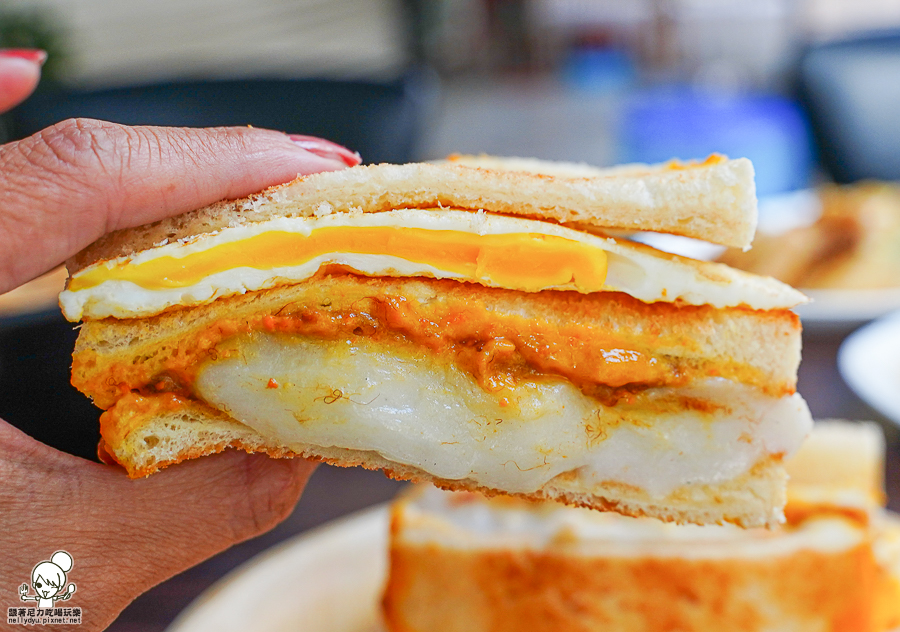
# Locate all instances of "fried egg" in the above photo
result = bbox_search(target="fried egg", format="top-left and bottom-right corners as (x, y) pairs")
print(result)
(60, 209), (806, 321)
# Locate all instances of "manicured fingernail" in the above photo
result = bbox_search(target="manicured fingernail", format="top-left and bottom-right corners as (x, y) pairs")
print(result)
(0, 49), (48, 66)
(288, 134), (361, 167)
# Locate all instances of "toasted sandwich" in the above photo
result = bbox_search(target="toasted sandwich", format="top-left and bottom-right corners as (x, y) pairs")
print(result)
(62, 154), (811, 527)
(383, 420), (900, 632)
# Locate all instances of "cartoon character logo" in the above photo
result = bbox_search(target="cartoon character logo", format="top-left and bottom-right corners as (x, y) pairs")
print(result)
(19, 551), (76, 609)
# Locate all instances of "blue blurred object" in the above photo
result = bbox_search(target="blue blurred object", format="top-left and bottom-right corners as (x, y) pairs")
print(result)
(798, 30), (900, 183)
(564, 48), (635, 94)
(7, 68), (438, 164)
(619, 88), (814, 197)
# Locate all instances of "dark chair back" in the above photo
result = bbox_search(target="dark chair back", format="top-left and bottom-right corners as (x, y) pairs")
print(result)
(798, 31), (900, 183)
(8, 70), (437, 164)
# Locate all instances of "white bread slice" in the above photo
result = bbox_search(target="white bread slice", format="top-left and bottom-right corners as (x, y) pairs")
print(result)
(874, 515), (900, 628)
(68, 154), (757, 274)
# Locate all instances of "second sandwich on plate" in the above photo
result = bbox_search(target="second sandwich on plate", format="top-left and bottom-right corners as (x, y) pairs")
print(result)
(383, 420), (900, 632)
(63, 154), (811, 528)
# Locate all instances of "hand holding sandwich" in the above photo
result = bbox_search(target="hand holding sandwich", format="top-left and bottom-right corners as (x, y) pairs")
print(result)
(0, 50), (359, 631)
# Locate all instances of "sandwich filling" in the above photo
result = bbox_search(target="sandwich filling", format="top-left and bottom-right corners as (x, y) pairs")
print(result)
(60, 209), (805, 321)
(189, 333), (810, 496)
(97, 328), (810, 497)
(78, 272), (812, 498)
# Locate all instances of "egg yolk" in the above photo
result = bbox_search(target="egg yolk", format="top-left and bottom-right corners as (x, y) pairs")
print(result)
(69, 226), (609, 294)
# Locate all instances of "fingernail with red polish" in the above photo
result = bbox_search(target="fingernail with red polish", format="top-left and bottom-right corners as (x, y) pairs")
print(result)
(0, 49), (48, 65)
(288, 134), (361, 167)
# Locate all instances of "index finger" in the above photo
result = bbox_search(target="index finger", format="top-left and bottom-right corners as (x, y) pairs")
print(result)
(0, 50), (44, 113)
(0, 119), (359, 293)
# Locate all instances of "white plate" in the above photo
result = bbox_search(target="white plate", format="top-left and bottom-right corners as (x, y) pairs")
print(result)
(166, 506), (389, 632)
(796, 288), (900, 331)
(839, 310), (900, 426)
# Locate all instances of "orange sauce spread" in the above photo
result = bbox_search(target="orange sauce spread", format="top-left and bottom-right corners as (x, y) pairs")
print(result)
(68, 227), (608, 294)
(99, 391), (187, 448)
(76, 300), (700, 411)
(74, 282), (781, 413)
(665, 153), (725, 170)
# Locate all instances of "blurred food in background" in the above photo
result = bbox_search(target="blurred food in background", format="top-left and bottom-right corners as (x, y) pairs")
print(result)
(719, 182), (900, 290)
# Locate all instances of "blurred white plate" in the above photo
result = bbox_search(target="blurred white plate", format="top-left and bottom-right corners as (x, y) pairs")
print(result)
(166, 506), (389, 632)
(796, 288), (900, 331)
(839, 310), (900, 426)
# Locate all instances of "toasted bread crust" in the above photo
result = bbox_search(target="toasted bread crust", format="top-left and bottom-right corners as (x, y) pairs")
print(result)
(68, 156), (757, 273)
(383, 514), (881, 632)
